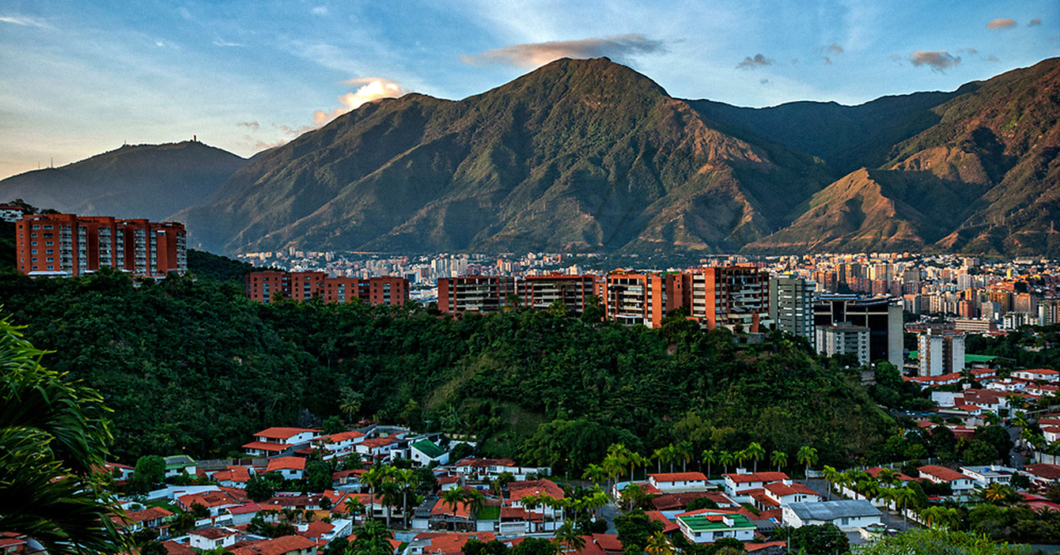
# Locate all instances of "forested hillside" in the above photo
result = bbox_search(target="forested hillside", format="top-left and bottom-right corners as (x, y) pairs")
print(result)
(0, 271), (895, 471)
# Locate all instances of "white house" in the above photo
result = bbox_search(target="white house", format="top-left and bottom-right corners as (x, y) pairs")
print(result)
(188, 528), (239, 550)
(318, 431), (367, 458)
(266, 456), (306, 481)
(452, 458), (551, 481)
(1023, 464), (1060, 486)
(675, 510), (756, 544)
(243, 427), (321, 456)
(648, 472), (709, 492)
(164, 455), (196, 478)
(410, 439), (450, 466)
(782, 500), (882, 531)
(722, 471), (789, 498)
(918, 465), (976, 493)
(1013, 369), (1059, 383)
(763, 480), (822, 506)
(356, 436), (400, 459)
(960, 465), (1017, 487)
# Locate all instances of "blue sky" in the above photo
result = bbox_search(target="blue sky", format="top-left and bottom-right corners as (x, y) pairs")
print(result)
(1, 0), (1057, 179)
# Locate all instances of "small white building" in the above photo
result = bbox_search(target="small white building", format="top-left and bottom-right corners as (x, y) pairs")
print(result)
(410, 439), (449, 466)
(648, 472), (709, 492)
(266, 456), (306, 480)
(188, 528), (239, 551)
(1013, 369), (1059, 383)
(243, 427), (321, 456)
(763, 480), (822, 506)
(960, 465), (1017, 487)
(918, 465), (976, 493)
(676, 510), (756, 544)
(782, 500), (882, 531)
(722, 470), (789, 498)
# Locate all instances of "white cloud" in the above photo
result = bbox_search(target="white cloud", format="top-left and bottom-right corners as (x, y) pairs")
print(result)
(0, 14), (52, 29)
(312, 78), (407, 126)
(909, 50), (960, 72)
(462, 34), (666, 67)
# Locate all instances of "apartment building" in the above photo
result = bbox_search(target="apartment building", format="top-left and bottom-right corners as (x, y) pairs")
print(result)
(246, 271), (410, 306)
(815, 295), (903, 367)
(521, 274), (599, 314)
(688, 266), (769, 331)
(15, 213), (186, 278)
(769, 276), (816, 345)
(437, 275), (516, 314)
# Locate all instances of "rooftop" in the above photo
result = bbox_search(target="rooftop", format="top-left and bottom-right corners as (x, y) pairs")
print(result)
(677, 512), (755, 532)
(787, 499), (881, 521)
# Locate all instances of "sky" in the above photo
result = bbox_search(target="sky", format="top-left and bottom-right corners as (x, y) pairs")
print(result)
(0, 0), (1057, 180)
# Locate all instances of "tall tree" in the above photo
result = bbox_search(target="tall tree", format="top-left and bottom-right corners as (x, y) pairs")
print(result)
(796, 446), (818, 477)
(770, 450), (788, 472)
(745, 442), (765, 473)
(701, 450), (717, 479)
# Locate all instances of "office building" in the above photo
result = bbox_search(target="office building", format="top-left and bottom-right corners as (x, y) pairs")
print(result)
(769, 276), (816, 345)
(918, 330), (966, 377)
(815, 295), (903, 367)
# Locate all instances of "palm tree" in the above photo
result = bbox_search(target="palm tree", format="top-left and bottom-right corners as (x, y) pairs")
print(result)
(442, 487), (467, 521)
(344, 497), (366, 524)
(464, 489), (486, 522)
(362, 465), (391, 523)
(719, 451), (735, 475)
(734, 449), (749, 470)
(395, 468), (417, 529)
(796, 446), (818, 478)
(653, 446), (671, 474)
(629, 452), (649, 482)
(582, 464), (606, 488)
(675, 441), (693, 472)
(746, 442), (765, 473)
(551, 521), (585, 555)
(876, 468), (900, 489)
(644, 532), (676, 555)
(0, 319), (129, 555)
(821, 465), (839, 500)
(602, 454), (624, 491)
(981, 482), (1016, 505)
(1012, 411), (1030, 429)
(379, 479), (401, 528)
(892, 487), (915, 525)
(701, 449), (717, 479)
(770, 450), (788, 473)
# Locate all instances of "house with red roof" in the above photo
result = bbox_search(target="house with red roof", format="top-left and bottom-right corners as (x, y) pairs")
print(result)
(189, 528), (240, 551)
(212, 466), (253, 488)
(0, 533), (29, 554)
(356, 436), (401, 459)
(1023, 463), (1060, 487)
(1013, 369), (1059, 383)
(451, 458), (551, 481)
(648, 472), (708, 492)
(243, 427), (321, 457)
(722, 470), (790, 499)
(314, 430), (367, 459)
(229, 535), (318, 555)
(506, 479), (566, 532)
(266, 456), (306, 480)
(177, 490), (243, 520)
(651, 491), (737, 511)
(406, 532), (496, 555)
(918, 465), (975, 493)
(115, 506), (174, 537)
(763, 480), (822, 506)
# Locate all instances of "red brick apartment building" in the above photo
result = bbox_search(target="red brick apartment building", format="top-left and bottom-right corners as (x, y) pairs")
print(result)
(15, 214), (186, 278)
(246, 271), (409, 306)
(521, 274), (599, 313)
(437, 276), (516, 314)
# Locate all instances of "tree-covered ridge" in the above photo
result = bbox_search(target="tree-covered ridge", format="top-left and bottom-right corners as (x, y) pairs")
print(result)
(0, 271), (894, 468)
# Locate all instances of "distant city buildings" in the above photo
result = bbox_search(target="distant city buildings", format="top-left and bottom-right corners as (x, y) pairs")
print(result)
(918, 330), (966, 377)
(15, 213), (186, 278)
(770, 276), (816, 346)
(815, 295), (903, 367)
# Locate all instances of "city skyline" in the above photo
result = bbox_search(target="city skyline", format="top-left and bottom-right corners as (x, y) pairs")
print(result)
(1, 0), (1056, 180)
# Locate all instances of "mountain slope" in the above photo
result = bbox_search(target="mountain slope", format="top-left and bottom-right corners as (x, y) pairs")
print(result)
(177, 58), (832, 255)
(0, 141), (246, 221)
(746, 57), (1060, 256)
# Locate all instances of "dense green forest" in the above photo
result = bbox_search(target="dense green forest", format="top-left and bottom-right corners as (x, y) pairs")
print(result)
(0, 267), (897, 471)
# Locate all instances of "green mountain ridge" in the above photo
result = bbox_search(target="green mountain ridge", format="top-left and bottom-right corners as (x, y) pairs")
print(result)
(0, 141), (247, 222)
(4, 57), (1056, 257)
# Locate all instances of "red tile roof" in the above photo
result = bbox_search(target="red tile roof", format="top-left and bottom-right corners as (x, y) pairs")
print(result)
(644, 511), (679, 533)
(723, 472), (789, 484)
(327, 431), (366, 442)
(266, 457), (306, 472)
(764, 482), (820, 498)
(589, 534), (623, 553)
(230, 535), (318, 555)
(190, 528), (239, 540)
(1024, 464), (1060, 480)
(242, 441), (289, 452)
(255, 428), (317, 440)
(215, 466), (252, 483)
(649, 472), (707, 483)
(919, 465), (967, 482)
(508, 479), (565, 502)
(178, 490), (240, 509)
(413, 532), (496, 555)
(162, 541), (196, 555)
(431, 498), (471, 519)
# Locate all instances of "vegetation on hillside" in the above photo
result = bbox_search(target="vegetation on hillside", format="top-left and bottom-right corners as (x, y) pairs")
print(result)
(0, 270), (896, 469)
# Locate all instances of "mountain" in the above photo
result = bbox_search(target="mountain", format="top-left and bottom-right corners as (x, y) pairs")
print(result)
(176, 58), (832, 255)
(745, 57), (1060, 256)
(0, 141), (246, 221)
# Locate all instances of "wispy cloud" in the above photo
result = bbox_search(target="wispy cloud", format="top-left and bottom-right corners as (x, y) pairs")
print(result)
(0, 14), (52, 29)
(462, 34), (666, 67)
(909, 50), (960, 72)
(1028, 18), (1042, 27)
(238, 121), (260, 131)
(736, 54), (772, 69)
(311, 6), (328, 16)
(213, 38), (245, 47)
(987, 18), (1017, 29)
(825, 43), (844, 54)
(312, 78), (407, 126)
